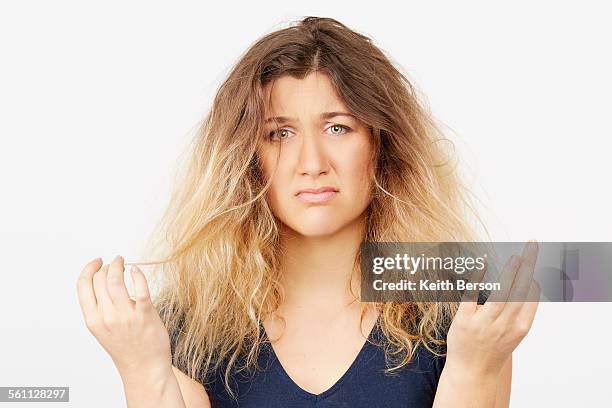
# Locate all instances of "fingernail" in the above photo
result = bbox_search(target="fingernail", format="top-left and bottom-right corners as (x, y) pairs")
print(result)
(113, 255), (123, 263)
(527, 240), (538, 252)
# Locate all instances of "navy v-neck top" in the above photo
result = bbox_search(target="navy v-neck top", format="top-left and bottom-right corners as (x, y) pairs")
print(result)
(172, 318), (448, 407)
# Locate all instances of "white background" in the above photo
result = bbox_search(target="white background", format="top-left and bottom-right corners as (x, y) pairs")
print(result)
(1, 0), (611, 406)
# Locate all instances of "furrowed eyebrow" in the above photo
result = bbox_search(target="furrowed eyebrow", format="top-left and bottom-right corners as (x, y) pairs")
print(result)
(264, 111), (357, 124)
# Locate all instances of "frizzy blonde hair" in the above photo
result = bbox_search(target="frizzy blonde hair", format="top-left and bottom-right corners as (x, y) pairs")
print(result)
(133, 16), (489, 401)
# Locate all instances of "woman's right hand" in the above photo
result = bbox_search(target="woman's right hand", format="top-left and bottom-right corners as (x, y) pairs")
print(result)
(76, 256), (172, 378)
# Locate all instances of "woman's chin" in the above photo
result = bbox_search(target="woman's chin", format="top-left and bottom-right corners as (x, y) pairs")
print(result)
(287, 218), (343, 238)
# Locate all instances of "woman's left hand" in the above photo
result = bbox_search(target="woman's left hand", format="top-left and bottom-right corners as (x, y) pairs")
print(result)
(445, 240), (541, 376)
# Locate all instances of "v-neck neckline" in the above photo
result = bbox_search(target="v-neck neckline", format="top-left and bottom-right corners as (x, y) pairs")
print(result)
(261, 315), (381, 401)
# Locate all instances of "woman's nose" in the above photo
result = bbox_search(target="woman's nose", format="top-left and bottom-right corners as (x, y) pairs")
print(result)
(296, 130), (330, 176)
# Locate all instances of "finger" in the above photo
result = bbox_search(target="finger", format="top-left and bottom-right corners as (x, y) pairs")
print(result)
(93, 264), (114, 313)
(510, 241), (539, 302)
(130, 265), (152, 312)
(481, 254), (522, 318)
(500, 241), (539, 318)
(457, 259), (488, 317)
(76, 257), (103, 320)
(107, 255), (133, 310)
(515, 279), (541, 334)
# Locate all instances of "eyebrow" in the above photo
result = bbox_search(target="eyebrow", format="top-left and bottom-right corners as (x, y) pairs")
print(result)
(264, 111), (357, 124)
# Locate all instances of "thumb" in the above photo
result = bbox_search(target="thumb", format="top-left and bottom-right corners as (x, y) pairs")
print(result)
(130, 265), (152, 310)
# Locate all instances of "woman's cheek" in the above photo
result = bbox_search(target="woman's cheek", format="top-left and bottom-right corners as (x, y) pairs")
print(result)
(268, 181), (295, 224)
(353, 158), (374, 200)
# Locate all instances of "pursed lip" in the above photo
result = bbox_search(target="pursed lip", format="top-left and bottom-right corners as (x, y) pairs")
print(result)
(295, 186), (339, 195)
(295, 186), (339, 204)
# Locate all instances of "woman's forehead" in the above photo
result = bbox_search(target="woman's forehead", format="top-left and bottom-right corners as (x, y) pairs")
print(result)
(263, 72), (349, 116)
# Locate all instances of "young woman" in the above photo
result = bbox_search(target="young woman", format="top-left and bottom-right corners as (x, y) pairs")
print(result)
(77, 17), (540, 407)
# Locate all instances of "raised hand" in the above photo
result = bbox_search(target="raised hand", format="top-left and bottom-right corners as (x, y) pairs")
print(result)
(445, 241), (541, 375)
(76, 256), (172, 377)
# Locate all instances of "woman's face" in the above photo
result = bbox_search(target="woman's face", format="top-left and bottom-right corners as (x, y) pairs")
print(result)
(257, 71), (374, 237)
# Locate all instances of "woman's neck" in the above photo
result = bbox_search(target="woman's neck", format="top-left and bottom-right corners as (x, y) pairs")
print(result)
(277, 213), (366, 312)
